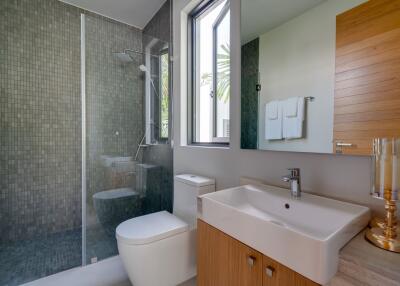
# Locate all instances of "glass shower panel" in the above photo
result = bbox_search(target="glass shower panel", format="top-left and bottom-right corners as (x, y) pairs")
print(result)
(0, 0), (82, 285)
(84, 14), (173, 264)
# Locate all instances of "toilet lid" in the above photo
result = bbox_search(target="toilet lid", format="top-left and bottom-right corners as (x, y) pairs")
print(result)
(116, 211), (189, 245)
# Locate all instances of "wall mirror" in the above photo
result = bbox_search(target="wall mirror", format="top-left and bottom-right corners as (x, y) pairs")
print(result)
(240, 0), (400, 155)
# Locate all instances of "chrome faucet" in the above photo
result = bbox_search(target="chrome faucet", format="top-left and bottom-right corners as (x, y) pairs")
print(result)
(282, 168), (301, 198)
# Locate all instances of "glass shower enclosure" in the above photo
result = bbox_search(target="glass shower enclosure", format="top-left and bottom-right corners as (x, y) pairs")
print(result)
(0, 1), (172, 285)
(82, 12), (173, 265)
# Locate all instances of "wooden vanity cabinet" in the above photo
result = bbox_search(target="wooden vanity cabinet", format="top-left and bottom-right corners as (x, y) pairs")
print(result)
(262, 255), (319, 286)
(197, 219), (319, 286)
(197, 219), (262, 286)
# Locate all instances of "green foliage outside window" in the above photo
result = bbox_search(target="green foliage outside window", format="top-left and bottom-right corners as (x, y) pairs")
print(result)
(200, 43), (230, 103)
(160, 53), (169, 138)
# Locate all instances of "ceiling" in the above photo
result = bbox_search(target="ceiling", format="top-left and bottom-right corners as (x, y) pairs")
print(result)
(60, 0), (167, 29)
(241, 0), (326, 44)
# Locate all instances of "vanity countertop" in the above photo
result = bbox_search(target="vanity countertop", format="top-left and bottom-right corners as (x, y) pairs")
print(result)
(329, 229), (400, 286)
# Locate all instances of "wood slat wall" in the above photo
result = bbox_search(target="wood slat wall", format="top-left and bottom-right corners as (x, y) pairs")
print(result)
(334, 0), (400, 155)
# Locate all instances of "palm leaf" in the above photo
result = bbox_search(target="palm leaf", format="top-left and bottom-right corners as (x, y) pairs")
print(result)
(200, 43), (230, 103)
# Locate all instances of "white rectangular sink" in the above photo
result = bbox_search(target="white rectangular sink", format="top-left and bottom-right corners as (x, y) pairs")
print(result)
(198, 184), (370, 285)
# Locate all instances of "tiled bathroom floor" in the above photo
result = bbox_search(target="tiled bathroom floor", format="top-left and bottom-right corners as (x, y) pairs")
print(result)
(0, 225), (117, 286)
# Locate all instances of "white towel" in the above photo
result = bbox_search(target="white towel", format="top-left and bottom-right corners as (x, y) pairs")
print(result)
(283, 97), (305, 139)
(283, 97), (298, 117)
(267, 100), (279, 119)
(265, 101), (283, 140)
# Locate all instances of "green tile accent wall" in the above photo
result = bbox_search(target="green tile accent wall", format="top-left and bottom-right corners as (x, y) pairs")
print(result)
(241, 38), (259, 149)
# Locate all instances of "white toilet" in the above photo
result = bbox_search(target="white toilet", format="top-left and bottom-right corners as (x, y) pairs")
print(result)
(116, 174), (215, 286)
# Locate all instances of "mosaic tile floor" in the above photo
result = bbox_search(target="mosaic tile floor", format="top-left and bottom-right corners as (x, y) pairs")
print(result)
(0, 225), (118, 286)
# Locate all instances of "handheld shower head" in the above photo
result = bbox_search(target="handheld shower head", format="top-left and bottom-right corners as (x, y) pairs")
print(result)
(139, 64), (160, 99)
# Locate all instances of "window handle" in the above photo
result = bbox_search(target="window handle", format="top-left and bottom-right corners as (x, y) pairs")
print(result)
(210, 90), (214, 98)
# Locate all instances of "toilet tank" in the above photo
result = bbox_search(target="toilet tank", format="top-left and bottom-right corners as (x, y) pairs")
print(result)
(173, 174), (215, 228)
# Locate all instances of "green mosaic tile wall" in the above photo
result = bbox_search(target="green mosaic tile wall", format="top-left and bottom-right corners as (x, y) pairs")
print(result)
(241, 38), (259, 149)
(142, 0), (174, 213)
(0, 0), (83, 242)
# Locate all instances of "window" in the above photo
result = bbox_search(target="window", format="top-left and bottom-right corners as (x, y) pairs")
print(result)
(147, 47), (170, 144)
(189, 0), (230, 145)
(159, 51), (169, 139)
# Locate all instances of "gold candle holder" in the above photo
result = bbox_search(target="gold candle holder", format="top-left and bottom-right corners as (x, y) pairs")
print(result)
(366, 138), (400, 253)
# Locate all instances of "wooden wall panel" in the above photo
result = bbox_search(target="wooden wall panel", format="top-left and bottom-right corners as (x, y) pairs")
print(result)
(334, 0), (400, 155)
(336, 0), (400, 48)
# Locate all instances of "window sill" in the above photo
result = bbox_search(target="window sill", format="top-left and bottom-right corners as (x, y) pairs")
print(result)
(184, 143), (230, 150)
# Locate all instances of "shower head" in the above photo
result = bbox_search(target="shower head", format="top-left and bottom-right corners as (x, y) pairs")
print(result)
(113, 52), (134, 63)
(113, 49), (159, 64)
(139, 64), (148, 72)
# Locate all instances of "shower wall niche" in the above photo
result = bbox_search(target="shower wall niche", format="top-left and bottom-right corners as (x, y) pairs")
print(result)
(0, 0), (172, 285)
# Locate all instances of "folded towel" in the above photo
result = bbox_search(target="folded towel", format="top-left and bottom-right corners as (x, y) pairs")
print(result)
(267, 100), (279, 120)
(283, 97), (304, 139)
(283, 97), (298, 117)
(265, 101), (283, 140)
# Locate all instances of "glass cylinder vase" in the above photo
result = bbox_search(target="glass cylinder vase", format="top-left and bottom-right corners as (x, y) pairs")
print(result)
(371, 138), (399, 201)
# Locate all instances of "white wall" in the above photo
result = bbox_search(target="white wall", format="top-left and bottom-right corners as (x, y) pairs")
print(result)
(173, 0), (388, 215)
(258, 0), (366, 153)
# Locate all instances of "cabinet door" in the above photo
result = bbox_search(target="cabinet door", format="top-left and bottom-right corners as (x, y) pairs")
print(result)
(197, 219), (262, 286)
(262, 255), (319, 286)
(333, 0), (400, 155)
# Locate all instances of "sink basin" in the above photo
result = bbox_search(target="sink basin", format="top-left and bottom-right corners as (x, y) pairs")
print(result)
(198, 184), (370, 284)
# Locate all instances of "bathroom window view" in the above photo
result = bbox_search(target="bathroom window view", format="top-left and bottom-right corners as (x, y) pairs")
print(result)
(190, 0), (230, 144)
(160, 51), (169, 140)
(0, 0), (172, 285)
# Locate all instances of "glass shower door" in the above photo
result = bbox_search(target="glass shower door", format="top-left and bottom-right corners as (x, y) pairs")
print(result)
(83, 13), (173, 264)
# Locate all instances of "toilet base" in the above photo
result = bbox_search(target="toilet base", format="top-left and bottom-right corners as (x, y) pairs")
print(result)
(118, 229), (196, 286)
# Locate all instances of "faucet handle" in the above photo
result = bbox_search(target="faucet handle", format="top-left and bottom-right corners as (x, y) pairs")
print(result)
(287, 168), (300, 177)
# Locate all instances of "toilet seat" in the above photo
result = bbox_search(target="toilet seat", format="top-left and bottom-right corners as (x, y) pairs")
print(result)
(116, 211), (189, 245)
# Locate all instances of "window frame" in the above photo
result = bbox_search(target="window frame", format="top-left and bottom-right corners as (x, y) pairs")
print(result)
(188, 0), (230, 146)
(212, 1), (230, 142)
